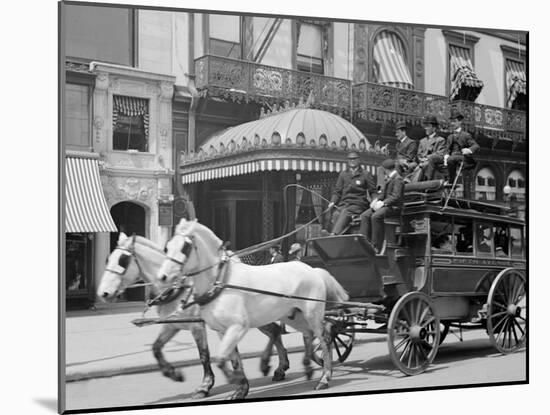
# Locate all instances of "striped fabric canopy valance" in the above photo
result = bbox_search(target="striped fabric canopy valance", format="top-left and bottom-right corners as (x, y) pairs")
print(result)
(373, 31), (413, 90)
(506, 59), (526, 108)
(112, 95), (149, 137)
(66, 156), (117, 233)
(449, 45), (484, 101)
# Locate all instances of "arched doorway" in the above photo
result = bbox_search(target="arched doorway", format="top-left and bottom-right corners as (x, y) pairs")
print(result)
(110, 201), (147, 301)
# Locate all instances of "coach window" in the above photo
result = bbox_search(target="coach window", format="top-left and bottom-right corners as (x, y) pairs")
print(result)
(494, 223), (509, 257)
(112, 95), (149, 152)
(454, 217), (473, 256)
(476, 222), (494, 257)
(510, 226), (524, 258)
(430, 216), (454, 254)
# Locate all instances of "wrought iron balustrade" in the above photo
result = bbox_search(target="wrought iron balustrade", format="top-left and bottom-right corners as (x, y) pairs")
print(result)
(195, 55), (352, 115)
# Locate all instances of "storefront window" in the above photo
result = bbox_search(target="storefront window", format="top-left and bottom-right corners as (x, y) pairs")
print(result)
(66, 233), (91, 293)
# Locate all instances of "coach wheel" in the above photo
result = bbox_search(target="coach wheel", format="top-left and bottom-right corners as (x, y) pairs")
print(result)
(312, 312), (355, 366)
(388, 292), (440, 375)
(486, 268), (527, 354)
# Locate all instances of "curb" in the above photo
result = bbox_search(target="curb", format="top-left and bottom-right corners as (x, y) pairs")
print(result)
(66, 335), (387, 382)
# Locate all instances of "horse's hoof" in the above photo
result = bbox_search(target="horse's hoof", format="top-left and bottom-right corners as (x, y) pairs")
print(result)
(260, 364), (271, 377)
(304, 367), (314, 380)
(163, 369), (184, 382)
(229, 392), (247, 400)
(272, 370), (286, 381)
(191, 390), (208, 400)
(315, 382), (329, 391)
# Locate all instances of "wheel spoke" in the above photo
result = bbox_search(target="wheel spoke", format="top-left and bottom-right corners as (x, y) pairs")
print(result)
(512, 318), (525, 337)
(401, 305), (413, 326)
(490, 310), (508, 319)
(511, 319), (519, 345)
(407, 342), (414, 368)
(420, 316), (436, 329)
(394, 335), (409, 351)
(399, 340), (412, 362)
(491, 314), (508, 332)
(492, 300), (508, 311)
(495, 317), (508, 345)
(417, 341), (429, 360)
(414, 343), (420, 368)
(418, 306), (431, 326)
(415, 300), (424, 324)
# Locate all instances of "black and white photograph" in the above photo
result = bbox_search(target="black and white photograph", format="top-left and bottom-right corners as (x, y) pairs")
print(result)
(51, 0), (534, 413)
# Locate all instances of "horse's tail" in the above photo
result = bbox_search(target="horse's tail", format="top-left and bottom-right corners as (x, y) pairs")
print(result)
(317, 269), (349, 303)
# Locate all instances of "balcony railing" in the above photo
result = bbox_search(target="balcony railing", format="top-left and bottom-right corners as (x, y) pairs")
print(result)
(195, 55), (352, 115)
(353, 82), (526, 142)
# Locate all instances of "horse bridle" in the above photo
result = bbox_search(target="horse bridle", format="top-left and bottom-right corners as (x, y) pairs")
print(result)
(105, 235), (145, 282)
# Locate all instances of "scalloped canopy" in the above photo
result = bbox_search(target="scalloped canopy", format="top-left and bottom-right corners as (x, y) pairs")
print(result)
(199, 108), (372, 155)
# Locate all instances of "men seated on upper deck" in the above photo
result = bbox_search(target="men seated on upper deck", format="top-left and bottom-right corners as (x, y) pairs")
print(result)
(328, 151), (376, 235)
(395, 121), (418, 179)
(412, 115), (447, 182)
(444, 111), (480, 185)
(359, 159), (405, 254)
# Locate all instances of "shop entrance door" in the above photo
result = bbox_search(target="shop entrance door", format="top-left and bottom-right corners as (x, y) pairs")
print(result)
(110, 201), (146, 301)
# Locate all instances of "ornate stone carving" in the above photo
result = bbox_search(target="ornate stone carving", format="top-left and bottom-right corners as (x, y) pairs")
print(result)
(104, 176), (157, 206)
(159, 82), (173, 100)
(353, 24), (369, 83)
(95, 72), (109, 90)
(159, 125), (169, 149)
(93, 116), (104, 144)
(146, 83), (161, 96)
(109, 77), (120, 91)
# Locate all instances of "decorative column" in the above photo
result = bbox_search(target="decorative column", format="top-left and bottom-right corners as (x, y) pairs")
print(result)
(262, 173), (274, 241)
(353, 24), (369, 83)
(412, 27), (426, 91)
(92, 72), (109, 154)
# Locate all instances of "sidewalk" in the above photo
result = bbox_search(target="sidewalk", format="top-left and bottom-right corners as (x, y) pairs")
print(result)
(65, 303), (385, 382)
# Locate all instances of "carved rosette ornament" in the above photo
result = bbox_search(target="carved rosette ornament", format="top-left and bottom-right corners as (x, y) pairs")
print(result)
(159, 125), (169, 149)
(95, 72), (109, 90)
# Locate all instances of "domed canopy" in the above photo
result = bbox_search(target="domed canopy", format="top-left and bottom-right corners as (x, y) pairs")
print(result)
(198, 108), (371, 155)
(181, 109), (385, 184)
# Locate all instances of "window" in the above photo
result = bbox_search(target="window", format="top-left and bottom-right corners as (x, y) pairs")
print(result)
(510, 226), (524, 258)
(507, 170), (526, 201)
(65, 83), (90, 150)
(372, 30), (413, 89)
(66, 233), (92, 294)
(209, 14), (242, 59)
(501, 45), (526, 110)
(475, 167), (496, 201)
(64, 4), (134, 66)
(476, 222), (494, 256)
(297, 23), (324, 74)
(454, 217), (473, 256)
(112, 95), (149, 152)
(443, 30), (482, 101)
(494, 224), (509, 257)
(431, 216), (454, 254)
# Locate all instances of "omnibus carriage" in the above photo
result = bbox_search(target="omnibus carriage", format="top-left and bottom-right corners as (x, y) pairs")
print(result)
(303, 180), (526, 375)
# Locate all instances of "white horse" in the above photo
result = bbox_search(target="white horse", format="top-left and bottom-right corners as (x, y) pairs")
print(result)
(158, 218), (349, 399)
(97, 233), (290, 399)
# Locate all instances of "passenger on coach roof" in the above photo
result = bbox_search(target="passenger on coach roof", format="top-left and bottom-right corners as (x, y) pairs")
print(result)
(412, 115), (447, 182)
(269, 245), (284, 264)
(444, 111), (480, 185)
(394, 121), (418, 179)
(359, 159), (405, 254)
(328, 151), (376, 235)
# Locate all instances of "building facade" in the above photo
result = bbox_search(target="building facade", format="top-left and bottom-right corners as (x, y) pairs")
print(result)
(62, 5), (527, 305)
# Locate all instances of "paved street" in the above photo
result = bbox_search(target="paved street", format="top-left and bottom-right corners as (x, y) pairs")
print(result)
(65, 327), (526, 412)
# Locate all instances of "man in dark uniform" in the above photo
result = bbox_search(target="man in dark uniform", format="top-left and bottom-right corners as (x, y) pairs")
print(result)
(329, 151), (376, 235)
(359, 159), (405, 253)
(444, 111), (479, 184)
(395, 121), (418, 177)
(414, 115), (447, 181)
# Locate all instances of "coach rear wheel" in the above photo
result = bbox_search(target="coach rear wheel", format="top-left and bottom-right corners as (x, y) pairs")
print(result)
(486, 268), (526, 354)
(312, 312), (355, 366)
(388, 292), (440, 375)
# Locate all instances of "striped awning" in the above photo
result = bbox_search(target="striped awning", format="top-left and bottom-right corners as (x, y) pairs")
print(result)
(373, 31), (413, 90)
(506, 59), (526, 108)
(66, 156), (117, 233)
(182, 158), (379, 184)
(449, 45), (484, 101)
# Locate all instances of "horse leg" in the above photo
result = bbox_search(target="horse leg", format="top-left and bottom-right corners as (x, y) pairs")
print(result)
(215, 324), (250, 400)
(312, 315), (333, 390)
(258, 323), (289, 381)
(152, 325), (184, 382)
(302, 330), (315, 381)
(189, 323), (215, 399)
